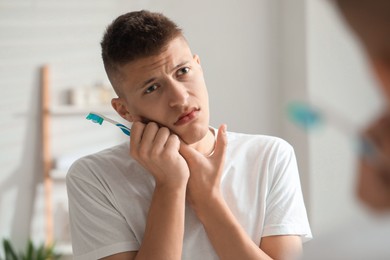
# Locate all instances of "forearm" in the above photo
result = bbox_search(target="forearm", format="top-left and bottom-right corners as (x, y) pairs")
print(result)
(136, 185), (186, 260)
(194, 193), (272, 260)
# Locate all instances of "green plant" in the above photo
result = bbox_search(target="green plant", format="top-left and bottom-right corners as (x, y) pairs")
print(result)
(1, 239), (61, 260)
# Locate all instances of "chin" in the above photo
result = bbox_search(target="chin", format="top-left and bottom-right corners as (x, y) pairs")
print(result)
(180, 124), (209, 145)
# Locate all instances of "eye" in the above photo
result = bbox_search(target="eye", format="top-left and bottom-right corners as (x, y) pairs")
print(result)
(177, 67), (190, 76)
(144, 84), (159, 94)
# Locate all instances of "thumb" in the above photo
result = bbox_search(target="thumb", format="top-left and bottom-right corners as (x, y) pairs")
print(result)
(179, 141), (200, 162)
(211, 124), (228, 160)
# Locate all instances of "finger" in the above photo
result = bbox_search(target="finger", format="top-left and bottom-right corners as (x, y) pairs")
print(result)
(134, 122), (159, 160)
(140, 122), (159, 146)
(210, 124), (228, 161)
(165, 134), (180, 152)
(179, 140), (203, 166)
(130, 121), (146, 152)
(179, 140), (196, 159)
(152, 127), (171, 152)
(358, 160), (390, 211)
(379, 113), (390, 155)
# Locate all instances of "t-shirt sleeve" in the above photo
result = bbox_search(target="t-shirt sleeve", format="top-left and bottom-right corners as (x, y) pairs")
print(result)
(262, 140), (312, 242)
(66, 160), (140, 259)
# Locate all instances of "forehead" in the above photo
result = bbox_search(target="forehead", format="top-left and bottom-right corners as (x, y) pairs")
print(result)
(118, 37), (192, 84)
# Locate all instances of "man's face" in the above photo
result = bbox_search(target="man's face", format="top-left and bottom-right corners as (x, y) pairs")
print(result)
(114, 37), (210, 145)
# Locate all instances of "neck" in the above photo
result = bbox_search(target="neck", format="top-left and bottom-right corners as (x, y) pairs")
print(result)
(190, 127), (215, 156)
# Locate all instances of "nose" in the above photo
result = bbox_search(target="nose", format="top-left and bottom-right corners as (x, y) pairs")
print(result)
(167, 80), (189, 107)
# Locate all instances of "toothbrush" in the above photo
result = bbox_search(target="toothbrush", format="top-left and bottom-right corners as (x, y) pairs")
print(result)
(287, 101), (356, 134)
(287, 100), (378, 160)
(86, 112), (131, 136)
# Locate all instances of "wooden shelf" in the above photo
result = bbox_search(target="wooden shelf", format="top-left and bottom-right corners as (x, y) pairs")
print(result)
(41, 65), (53, 246)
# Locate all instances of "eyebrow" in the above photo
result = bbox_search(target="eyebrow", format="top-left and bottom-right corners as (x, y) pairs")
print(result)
(139, 60), (190, 89)
(140, 77), (156, 90)
(172, 61), (189, 72)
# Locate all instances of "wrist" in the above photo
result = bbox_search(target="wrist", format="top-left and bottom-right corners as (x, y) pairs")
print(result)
(153, 173), (189, 191)
(190, 189), (225, 220)
(155, 181), (188, 195)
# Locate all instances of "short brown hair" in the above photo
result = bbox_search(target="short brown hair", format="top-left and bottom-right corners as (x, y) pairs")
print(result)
(101, 10), (183, 95)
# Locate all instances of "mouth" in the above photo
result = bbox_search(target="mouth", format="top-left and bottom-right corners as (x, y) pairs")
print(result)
(174, 108), (200, 126)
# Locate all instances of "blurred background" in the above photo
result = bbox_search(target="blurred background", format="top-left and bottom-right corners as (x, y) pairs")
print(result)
(0, 0), (384, 258)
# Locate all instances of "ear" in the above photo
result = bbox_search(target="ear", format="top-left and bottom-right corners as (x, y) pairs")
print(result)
(193, 54), (201, 65)
(111, 97), (136, 122)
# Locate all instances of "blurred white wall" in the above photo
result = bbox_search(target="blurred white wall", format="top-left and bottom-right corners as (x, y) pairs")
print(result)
(0, 0), (385, 257)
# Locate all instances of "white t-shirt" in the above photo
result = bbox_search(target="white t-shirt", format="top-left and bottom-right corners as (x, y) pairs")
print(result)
(67, 130), (312, 259)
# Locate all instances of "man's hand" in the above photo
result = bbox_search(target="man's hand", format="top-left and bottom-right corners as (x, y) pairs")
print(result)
(179, 124), (228, 209)
(130, 121), (190, 188)
(127, 121), (190, 260)
(358, 111), (390, 212)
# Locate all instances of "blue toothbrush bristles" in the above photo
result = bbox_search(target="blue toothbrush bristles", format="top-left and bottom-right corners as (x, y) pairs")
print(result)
(287, 102), (323, 130)
(86, 112), (131, 136)
(86, 113), (104, 125)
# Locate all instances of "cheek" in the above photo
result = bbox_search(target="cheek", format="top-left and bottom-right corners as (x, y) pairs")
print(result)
(124, 101), (138, 115)
(132, 102), (167, 123)
(123, 100), (146, 121)
(200, 85), (209, 105)
(195, 77), (209, 100)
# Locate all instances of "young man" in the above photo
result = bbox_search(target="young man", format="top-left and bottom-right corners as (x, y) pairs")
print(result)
(66, 10), (311, 259)
(335, 0), (390, 212)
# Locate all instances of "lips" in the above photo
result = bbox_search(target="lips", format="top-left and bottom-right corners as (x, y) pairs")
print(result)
(174, 108), (200, 126)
